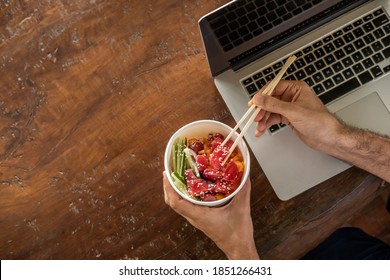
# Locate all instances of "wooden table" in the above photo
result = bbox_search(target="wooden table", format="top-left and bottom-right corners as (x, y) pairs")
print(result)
(0, 0), (387, 260)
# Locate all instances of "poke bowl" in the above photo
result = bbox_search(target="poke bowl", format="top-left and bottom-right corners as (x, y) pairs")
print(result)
(164, 120), (250, 207)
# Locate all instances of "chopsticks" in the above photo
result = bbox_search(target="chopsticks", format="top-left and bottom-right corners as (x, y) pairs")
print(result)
(220, 55), (297, 166)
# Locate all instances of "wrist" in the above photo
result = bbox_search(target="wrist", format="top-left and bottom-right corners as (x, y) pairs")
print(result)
(224, 240), (260, 260)
(316, 116), (347, 156)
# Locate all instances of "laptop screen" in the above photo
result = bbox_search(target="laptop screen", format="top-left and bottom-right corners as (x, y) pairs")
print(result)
(199, 0), (368, 76)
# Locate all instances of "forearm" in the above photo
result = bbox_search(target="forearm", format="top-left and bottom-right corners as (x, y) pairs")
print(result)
(211, 225), (260, 260)
(223, 239), (260, 260)
(326, 123), (390, 182)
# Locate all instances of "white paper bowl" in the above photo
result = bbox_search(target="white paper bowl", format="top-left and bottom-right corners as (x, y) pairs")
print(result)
(164, 120), (250, 207)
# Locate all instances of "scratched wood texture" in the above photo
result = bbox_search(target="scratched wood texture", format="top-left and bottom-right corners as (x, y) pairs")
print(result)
(0, 0), (388, 260)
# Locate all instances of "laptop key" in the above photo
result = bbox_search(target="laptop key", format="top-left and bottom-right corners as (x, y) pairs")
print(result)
(269, 124), (280, 133)
(304, 77), (314, 87)
(265, 73), (275, 81)
(362, 58), (374, 69)
(358, 71), (373, 84)
(314, 48), (325, 58)
(287, 63), (296, 74)
(304, 53), (316, 64)
(302, 3), (313, 11)
(303, 46), (313, 53)
(333, 74), (344, 84)
(383, 46), (390, 58)
(256, 79), (267, 89)
(253, 72), (263, 80)
(353, 39), (365, 49)
(263, 67), (273, 74)
(323, 79), (335, 89)
(313, 84), (325, 95)
(334, 38), (345, 48)
(361, 46), (373, 57)
(273, 61), (283, 70)
(305, 64), (316, 75)
(314, 59), (326, 70)
(294, 51), (303, 58)
(313, 72), (324, 83)
(313, 41), (323, 48)
(343, 25), (353, 33)
(233, 38), (244, 47)
(324, 54), (336, 64)
(295, 70), (306, 80)
(373, 8), (384, 16)
(373, 14), (389, 28)
(370, 66), (383, 78)
(323, 67), (334, 78)
(343, 32), (354, 43)
(333, 30), (343, 38)
(372, 53), (384, 63)
(344, 44), (355, 54)
(352, 27), (364, 38)
(332, 62), (343, 72)
(210, 17), (227, 30)
(318, 78), (360, 104)
(242, 77), (253, 85)
(385, 23), (390, 34)
(382, 35), (390, 46)
(342, 69), (354, 79)
(374, 29), (385, 39)
(323, 35), (333, 43)
(353, 63), (364, 74)
(364, 14), (374, 22)
(372, 41), (383, 51)
(363, 22), (374, 33)
(245, 84), (258, 95)
(324, 43), (335, 53)
(295, 58), (306, 68)
(351, 51), (363, 62)
(334, 49), (346, 59)
(342, 56), (353, 67)
(353, 19), (363, 27)
(363, 34), (375, 44)
(293, 8), (303, 16)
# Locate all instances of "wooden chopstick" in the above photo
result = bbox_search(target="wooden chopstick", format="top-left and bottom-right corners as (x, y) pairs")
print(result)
(221, 55), (297, 166)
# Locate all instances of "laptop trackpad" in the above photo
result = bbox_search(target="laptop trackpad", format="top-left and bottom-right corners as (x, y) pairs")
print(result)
(335, 92), (390, 136)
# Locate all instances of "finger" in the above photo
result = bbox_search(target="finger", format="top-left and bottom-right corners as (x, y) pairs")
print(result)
(254, 109), (269, 122)
(255, 121), (267, 137)
(254, 113), (283, 137)
(252, 80), (301, 105)
(163, 172), (180, 205)
(265, 113), (283, 128)
(253, 93), (296, 120)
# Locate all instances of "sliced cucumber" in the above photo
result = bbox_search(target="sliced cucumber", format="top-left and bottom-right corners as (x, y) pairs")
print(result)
(171, 172), (188, 194)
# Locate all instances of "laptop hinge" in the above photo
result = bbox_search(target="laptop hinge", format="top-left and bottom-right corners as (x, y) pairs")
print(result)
(230, 0), (369, 72)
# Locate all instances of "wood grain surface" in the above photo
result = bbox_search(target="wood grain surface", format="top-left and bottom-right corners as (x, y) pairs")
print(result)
(0, 0), (388, 260)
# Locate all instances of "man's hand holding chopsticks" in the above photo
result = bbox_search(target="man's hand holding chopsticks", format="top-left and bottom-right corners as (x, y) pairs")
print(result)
(251, 80), (343, 152)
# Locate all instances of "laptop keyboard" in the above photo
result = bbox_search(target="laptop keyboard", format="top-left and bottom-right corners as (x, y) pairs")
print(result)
(241, 7), (390, 133)
(209, 0), (324, 52)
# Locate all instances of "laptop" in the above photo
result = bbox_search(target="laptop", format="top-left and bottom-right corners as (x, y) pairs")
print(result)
(198, 0), (390, 200)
